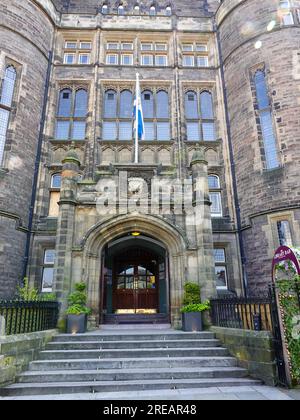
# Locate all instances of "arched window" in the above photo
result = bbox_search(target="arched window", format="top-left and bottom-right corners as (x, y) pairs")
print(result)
(166, 6), (172, 16)
(185, 91), (198, 119)
(208, 175), (222, 218)
(185, 90), (216, 142)
(118, 5), (125, 15)
(120, 90), (133, 118)
(157, 91), (169, 119)
(200, 91), (214, 119)
(142, 90), (154, 119)
(0, 65), (17, 165)
(102, 3), (108, 14)
(0, 66), (17, 107)
(57, 89), (72, 117)
(55, 88), (88, 140)
(150, 6), (156, 16)
(103, 89), (133, 141)
(49, 173), (61, 217)
(51, 173), (62, 189)
(134, 4), (140, 14)
(254, 70), (279, 169)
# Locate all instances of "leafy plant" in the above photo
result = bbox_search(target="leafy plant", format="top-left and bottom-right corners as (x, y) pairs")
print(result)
(181, 282), (209, 313)
(276, 276), (300, 385)
(183, 282), (201, 306)
(39, 293), (57, 302)
(66, 283), (91, 316)
(181, 302), (210, 313)
(17, 278), (39, 302)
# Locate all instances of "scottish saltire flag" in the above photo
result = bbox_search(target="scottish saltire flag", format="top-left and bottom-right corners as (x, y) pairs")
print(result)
(133, 74), (145, 141)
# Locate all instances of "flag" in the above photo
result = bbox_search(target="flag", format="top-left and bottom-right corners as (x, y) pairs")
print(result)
(133, 74), (145, 141)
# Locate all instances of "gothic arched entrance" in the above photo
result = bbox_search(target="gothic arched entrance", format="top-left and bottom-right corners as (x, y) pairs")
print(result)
(82, 214), (188, 328)
(101, 234), (169, 324)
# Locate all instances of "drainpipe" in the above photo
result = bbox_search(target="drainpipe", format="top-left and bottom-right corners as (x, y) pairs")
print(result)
(214, 21), (248, 297)
(22, 51), (53, 281)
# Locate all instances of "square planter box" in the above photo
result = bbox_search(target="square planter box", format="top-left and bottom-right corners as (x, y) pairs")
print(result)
(67, 314), (87, 334)
(182, 312), (203, 332)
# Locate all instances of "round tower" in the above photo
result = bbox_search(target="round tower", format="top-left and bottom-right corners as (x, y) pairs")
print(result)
(0, 0), (56, 297)
(217, 0), (300, 291)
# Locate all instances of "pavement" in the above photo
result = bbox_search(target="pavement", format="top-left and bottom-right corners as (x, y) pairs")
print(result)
(0, 385), (299, 400)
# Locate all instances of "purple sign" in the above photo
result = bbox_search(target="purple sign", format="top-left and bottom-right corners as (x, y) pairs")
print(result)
(272, 246), (300, 282)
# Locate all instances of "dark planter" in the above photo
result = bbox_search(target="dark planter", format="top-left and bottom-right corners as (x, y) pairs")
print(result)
(66, 314), (87, 334)
(182, 312), (203, 332)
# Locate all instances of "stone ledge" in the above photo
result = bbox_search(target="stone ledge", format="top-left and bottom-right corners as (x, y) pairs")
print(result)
(0, 330), (58, 387)
(211, 326), (277, 386)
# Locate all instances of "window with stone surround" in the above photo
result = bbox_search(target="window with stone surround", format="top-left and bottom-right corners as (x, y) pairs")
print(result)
(41, 249), (56, 292)
(63, 39), (92, 65)
(208, 175), (222, 218)
(277, 220), (293, 247)
(185, 90), (216, 142)
(102, 88), (170, 141)
(55, 88), (88, 140)
(105, 41), (134, 66)
(214, 248), (228, 290)
(252, 69), (279, 170)
(182, 42), (209, 68)
(279, 0), (294, 25)
(0, 65), (17, 166)
(140, 42), (168, 67)
(49, 173), (61, 217)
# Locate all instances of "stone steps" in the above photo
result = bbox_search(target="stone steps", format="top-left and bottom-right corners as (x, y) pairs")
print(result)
(1, 378), (262, 397)
(17, 367), (248, 383)
(28, 356), (239, 371)
(46, 339), (221, 350)
(0, 329), (261, 397)
(39, 347), (229, 360)
(52, 332), (216, 342)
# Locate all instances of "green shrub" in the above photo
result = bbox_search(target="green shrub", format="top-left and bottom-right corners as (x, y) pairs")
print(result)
(66, 283), (91, 316)
(183, 282), (201, 305)
(181, 302), (210, 313)
(181, 282), (209, 314)
(17, 278), (39, 302)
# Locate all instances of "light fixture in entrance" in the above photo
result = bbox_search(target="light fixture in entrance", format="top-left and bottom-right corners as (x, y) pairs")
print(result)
(131, 232), (141, 237)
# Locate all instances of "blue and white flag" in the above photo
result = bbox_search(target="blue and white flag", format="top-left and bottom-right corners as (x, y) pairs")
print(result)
(133, 74), (145, 163)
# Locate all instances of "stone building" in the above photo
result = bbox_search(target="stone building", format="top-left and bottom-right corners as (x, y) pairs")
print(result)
(0, 0), (300, 327)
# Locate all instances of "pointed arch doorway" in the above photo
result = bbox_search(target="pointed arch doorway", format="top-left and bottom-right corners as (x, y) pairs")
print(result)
(101, 234), (170, 324)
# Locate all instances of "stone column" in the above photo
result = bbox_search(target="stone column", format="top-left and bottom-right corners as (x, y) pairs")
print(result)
(53, 147), (81, 322)
(190, 147), (216, 301)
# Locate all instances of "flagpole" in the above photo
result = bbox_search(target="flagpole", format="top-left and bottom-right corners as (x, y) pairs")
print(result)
(134, 73), (139, 164)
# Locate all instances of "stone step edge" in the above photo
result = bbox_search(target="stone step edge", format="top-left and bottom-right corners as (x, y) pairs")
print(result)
(5, 377), (261, 390)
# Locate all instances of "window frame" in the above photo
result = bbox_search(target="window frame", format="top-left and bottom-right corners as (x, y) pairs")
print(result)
(41, 249), (56, 293)
(209, 175), (223, 218)
(0, 64), (18, 166)
(185, 90), (216, 142)
(214, 248), (228, 290)
(55, 88), (88, 141)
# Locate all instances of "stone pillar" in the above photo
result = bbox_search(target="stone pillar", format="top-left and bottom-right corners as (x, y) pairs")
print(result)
(190, 147), (216, 301)
(53, 147), (81, 321)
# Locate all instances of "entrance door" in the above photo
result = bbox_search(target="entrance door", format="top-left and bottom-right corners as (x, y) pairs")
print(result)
(113, 259), (158, 314)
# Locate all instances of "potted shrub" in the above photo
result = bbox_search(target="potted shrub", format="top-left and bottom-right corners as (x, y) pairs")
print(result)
(181, 282), (210, 332)
(66, 283), (91, 334)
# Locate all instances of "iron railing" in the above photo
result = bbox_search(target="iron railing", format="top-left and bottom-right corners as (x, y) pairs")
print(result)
(0, 300), (59, 336)
(210, 294), (273, 332)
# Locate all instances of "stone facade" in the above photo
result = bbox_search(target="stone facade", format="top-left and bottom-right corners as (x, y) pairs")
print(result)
(0, 0), (299, 325)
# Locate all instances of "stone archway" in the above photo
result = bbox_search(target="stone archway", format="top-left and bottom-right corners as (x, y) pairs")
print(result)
(82, 213), (188, 328)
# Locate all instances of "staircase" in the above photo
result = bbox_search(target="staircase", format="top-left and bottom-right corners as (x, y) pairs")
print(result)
(1, 329), (261, 397)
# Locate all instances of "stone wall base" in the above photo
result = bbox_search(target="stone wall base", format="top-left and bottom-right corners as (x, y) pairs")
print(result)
(0, 330), (58, 387)
(211, 326), (277, 386)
